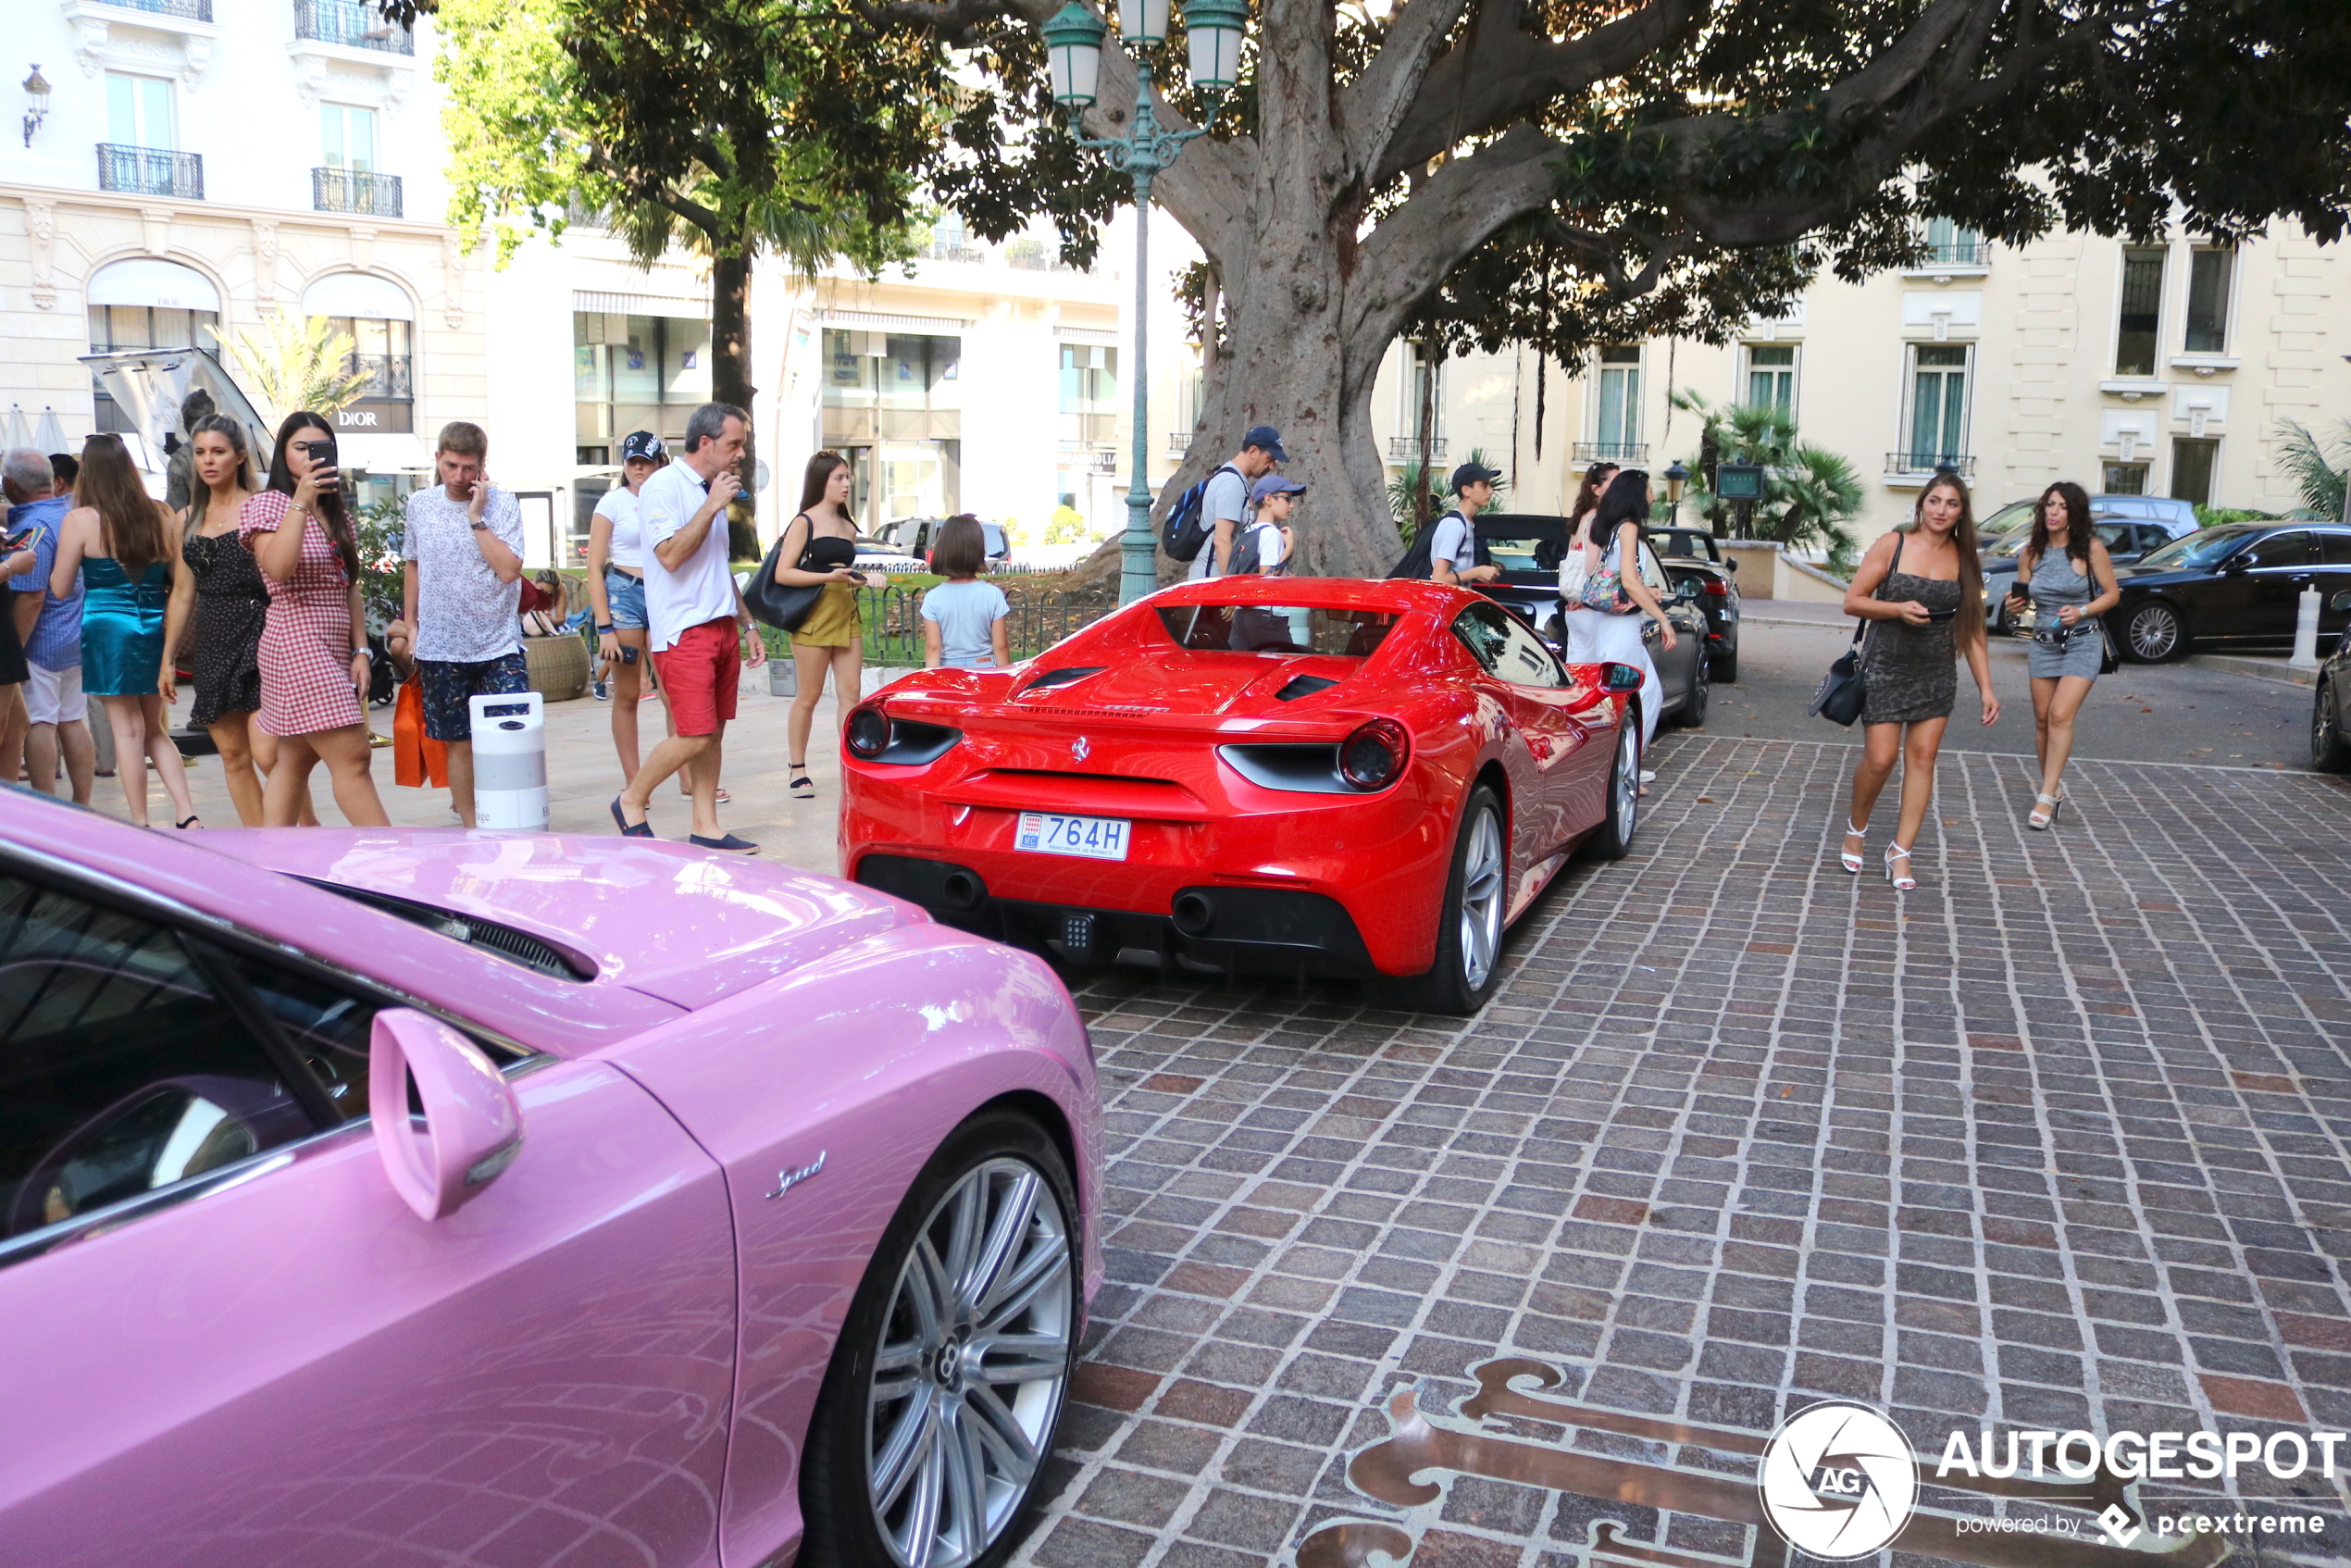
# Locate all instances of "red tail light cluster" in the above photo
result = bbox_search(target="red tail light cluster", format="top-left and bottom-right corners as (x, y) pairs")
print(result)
(1338, 719), (1410, 791)
(1702, 579), (1729, 597)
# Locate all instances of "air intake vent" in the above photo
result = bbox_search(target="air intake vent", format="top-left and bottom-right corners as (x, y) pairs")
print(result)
(1022, 666), (1107, 694)
(1275, 675), (1339, 701)
(297, 878), (594, 981)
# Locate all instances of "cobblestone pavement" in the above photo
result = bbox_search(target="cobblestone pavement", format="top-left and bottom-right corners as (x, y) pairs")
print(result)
(1014, 735), (2351, 1568)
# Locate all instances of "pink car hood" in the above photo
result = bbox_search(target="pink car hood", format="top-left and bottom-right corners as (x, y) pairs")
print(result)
(197, 829), (918, 1011)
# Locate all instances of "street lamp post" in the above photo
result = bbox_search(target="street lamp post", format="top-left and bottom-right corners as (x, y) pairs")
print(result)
(1042, 0), (1242, 605)
(1663, 460), (1687, 529)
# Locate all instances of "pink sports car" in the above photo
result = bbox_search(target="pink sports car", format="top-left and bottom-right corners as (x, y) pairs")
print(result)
(0, 791), (1100, 1568)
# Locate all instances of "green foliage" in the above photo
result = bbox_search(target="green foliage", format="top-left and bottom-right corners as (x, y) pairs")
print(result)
(2272, 420), (2351, 524)
(1670, 392), (1863, 576)
(224, 315), (373, 426)
(2194, 504), (2279, 529)
(351, 495), (409, 629)
(1388, 447), (1509, 541)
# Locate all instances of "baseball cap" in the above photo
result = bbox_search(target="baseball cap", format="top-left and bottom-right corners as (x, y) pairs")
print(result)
(1250, 474), (1306, 505)
(620, 430), (666, 462)
(1242, 425), (1288, 463)
(1450, 460), (1502, 492)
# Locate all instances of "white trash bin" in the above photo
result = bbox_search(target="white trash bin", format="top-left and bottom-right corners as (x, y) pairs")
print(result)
(469, 691), (548, 830)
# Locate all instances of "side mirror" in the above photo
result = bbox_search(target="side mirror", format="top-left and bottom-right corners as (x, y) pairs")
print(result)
(2220, 555), (2251, 574)
(2332, 590), (2351, 613)
(1723, 557), (1737, 574)
(369, 1008), (523, 1221)
(1599, 661), (1646, 693)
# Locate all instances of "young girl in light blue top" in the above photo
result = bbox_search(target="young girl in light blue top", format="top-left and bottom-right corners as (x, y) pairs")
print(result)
(921, 515), (1011, 669)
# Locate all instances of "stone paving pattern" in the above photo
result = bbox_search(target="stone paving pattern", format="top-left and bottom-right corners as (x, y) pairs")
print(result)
(1011, 737), (2351, 1568)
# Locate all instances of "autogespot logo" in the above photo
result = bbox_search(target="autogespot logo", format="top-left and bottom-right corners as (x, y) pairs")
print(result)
(1759, 1401), (1921, 1559)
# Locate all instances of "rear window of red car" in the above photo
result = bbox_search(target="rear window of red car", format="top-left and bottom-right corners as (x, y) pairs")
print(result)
(1155, 604), (1401, 657)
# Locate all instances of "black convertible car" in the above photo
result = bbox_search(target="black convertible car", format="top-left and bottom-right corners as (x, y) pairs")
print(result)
(1472, 513), (1714, 728)
(2064, 522), (2351, 662)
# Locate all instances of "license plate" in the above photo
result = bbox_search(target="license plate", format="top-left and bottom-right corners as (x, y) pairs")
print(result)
(1014, 811), (1131, 861)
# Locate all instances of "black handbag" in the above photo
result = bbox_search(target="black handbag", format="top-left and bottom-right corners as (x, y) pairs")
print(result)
(1810, 533), (1902, 728)
(742, 516), (835, 632)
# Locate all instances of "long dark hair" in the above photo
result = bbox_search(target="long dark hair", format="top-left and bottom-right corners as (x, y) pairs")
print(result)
(183, 414), (254, 535)
(2028, 480), (2095, 575)
(798, 450), (851, 516)
(1586, 468), (1649, 547)
(1570, 462), (1618, 528)
(264, 411), (359, 583)
(77, 433), (170, 575)
(1911, 474), (1986, 654)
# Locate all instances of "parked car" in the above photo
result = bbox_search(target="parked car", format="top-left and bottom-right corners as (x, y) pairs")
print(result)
(2091, 522), (2351, 661)
(0, 797), (1100, 1568)
(2310, 589), (2351, 771)
(1474, 513), (1713, 727)
(1645, 526), (1742, 681)
(876, 515), (1014, 570)
(839, 576), (1651, 1014)
(1984, 508), (2200, 632)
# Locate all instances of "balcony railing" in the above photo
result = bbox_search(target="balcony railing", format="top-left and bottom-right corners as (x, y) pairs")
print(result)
(1919, 240), (1989, 268)
(100, 0), (212, 18)
(1387, 436), (1449, 462)
(340, 354), (413, 401)
(97, 144), (203, 199)
(1168, 431), (1197, 456)
(313, 167), (403, 218)
(1572, 441), (1648, 464)
(1885, 451), (1977, 478)
(293, 0), (415, 54)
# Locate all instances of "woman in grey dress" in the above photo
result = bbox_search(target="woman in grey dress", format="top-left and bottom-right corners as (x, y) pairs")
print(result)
(2002, 480), (2119, 828)
(1836, 474), (2001, 890)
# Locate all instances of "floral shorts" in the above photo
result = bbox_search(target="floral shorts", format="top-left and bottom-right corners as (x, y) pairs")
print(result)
(418, 651), (530, 742)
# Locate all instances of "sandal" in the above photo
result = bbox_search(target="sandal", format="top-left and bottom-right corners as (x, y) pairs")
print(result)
(1885, 844), (1917, 892)
(790, 767), (815, 801)
(1838, 820), (1867, 874)
(174, 815), (202, 830)
(2027, 790), (2065, 830)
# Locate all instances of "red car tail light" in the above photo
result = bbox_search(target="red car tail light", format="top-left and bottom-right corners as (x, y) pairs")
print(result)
(1702, 578), (1728, 596)
(845, 705), (891, 758)
(1338, 719), (1410, 791)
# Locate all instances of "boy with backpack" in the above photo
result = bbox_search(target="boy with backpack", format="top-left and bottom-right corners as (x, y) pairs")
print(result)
(1388, 460), (1503, 584)
(1162, 426), (1287, 578)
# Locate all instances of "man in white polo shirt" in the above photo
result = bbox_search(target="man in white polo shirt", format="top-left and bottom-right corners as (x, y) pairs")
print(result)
(612, 402), (765, 852)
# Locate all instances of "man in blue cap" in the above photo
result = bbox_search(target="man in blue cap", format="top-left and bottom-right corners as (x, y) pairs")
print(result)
(1191, 424), (1287, 579)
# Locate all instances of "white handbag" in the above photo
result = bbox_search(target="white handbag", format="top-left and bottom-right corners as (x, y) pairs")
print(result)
(1558, 534), (1598, 601)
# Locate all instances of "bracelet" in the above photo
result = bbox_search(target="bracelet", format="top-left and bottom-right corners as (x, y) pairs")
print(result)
(354, 646), (374, 662)
(596, 622), (614, 634)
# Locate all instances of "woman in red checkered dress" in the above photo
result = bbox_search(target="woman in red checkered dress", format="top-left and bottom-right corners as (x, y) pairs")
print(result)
(238, 412), (390, 828)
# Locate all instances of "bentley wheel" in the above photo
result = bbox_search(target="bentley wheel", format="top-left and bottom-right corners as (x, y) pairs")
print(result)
(1586, 712), (1641, 862)
(2314, 676), (2351, 773)
(800, 1112), (1078, 1568)
(1398, 784), (1508, 1015)
(1673, 646), (1710, 728)
(2124, 602), (2189, 663)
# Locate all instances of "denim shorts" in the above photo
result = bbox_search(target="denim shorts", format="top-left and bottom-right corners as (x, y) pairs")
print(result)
(604, 566), (648, 631)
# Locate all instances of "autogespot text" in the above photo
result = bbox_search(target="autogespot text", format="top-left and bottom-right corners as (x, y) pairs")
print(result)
(1937, 1427), (2351, 1482)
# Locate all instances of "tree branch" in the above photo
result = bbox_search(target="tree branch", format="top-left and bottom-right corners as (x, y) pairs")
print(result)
(1335, 0), (1472, 189)
(582, 144), (728, 241)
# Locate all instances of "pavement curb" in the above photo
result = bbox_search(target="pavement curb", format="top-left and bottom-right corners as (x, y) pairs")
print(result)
(2184, 653), (2319, 689)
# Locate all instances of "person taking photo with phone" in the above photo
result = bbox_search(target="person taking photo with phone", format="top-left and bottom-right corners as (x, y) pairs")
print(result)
(1836, 473), (1999, 890)
(2004, 479), (2119, 829)
(613, 402), (765, 850)
(240, 411), (391, 828)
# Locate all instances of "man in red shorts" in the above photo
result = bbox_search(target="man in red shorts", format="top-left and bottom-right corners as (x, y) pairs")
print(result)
(613, 401), (765, 851)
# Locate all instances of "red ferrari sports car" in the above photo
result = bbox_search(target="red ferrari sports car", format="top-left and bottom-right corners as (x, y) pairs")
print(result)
(839, 576), (1646, 1012)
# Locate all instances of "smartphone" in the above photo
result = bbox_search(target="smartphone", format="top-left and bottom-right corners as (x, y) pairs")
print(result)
(619, 647), (639, 666)
(1923, 606), (1959, 623)
(301, 437), (341, 487)
(1, 526), (37, 553)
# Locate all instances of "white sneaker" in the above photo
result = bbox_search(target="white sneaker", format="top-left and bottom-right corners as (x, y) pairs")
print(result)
(1639, 770), (1658, 784)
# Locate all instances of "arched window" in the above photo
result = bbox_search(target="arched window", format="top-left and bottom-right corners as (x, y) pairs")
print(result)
(300, 273), (415, 421)
(86, 258), (222, 432)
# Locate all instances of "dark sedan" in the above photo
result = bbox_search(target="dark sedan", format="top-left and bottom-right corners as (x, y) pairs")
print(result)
(2096, 523), (2351, 662)
(1984, 513), (2198, 633)
(2312, 590), (2351, 771)
(1648, 527), (1742, 681)
(1474, 513), (1713, 728)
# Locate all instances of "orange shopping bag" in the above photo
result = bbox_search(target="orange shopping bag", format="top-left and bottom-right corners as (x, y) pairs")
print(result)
(392, 675), (448, 789)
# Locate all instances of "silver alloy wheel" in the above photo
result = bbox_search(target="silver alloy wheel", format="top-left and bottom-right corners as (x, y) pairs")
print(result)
(866, 1157), (1073, 1568)
(2128, 603), (2182, 660)
(1614, 723), (1640, 842)
(1458, 805), (1505, 991)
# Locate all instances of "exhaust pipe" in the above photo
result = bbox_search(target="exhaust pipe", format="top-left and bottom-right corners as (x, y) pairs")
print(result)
(1171, 890), (1215, 937)
(939, 870), (984, 911)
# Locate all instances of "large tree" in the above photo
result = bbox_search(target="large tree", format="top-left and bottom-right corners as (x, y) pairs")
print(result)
(852, 0), (2351, 574)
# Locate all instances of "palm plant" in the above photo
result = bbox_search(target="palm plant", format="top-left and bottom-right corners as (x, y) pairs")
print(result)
(1388, 446), (1509, 541)
(1670, 392), (1866, 575)
(2273, 419), (2350, 523)
(225, 313), (374, 425)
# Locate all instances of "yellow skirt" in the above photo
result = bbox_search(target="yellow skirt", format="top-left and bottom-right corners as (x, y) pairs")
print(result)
(791, 580), (861, 648)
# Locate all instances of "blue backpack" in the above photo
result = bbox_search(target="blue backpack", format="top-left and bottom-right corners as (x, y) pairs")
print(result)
(1160, 463), (1242, 563)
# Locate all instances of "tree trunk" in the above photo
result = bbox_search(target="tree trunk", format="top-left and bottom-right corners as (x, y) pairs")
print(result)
(711, 249), (760, 557)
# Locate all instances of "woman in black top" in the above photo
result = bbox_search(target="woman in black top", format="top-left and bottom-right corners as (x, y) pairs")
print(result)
(1836, 473), (2000, 890)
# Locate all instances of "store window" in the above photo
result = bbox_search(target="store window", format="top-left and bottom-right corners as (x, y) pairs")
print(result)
(1903, 344), (1971, 468)
(85, 258), (221, 435)
(303, 273), (417, 434)
(1594, 345), (1640, 456)
(2184, 248), (2233, 355)
(1745, 344), (1797, 416)
(574, 312), (713, 447)
(2114, 246), (2167, 377)
(2170, 438), (2218, 506)
(1059, 343), (1119, 448)
(819, 328), (962, 528)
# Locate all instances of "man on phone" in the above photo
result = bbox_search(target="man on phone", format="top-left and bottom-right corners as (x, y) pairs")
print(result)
(401, 421), (528, 828)
(613, 402), (765, 852)
(5, 448), (94, 805)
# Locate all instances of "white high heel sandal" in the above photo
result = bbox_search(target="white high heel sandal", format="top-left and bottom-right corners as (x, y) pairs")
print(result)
(1839, 821), (1867, 874)
(1885, 844), (1917, 891)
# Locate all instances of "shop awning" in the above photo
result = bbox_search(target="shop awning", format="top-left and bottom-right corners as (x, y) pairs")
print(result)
(335, 430), (433, 472)
(88, 258), (221, 312)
